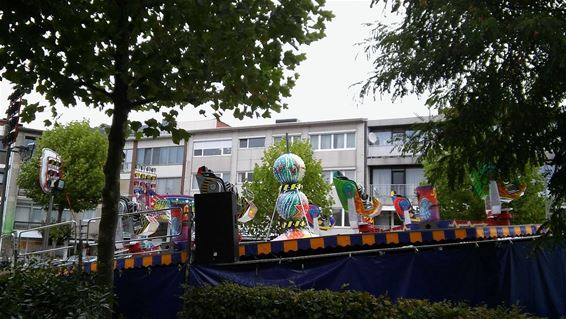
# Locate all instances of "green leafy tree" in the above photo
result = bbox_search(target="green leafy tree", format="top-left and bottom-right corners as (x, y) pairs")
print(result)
(422, 160), (485, 222)
(423, 160), (546, 224)
(17, 121), (107, 223)
(508, 164), (547, 225)
(360, 1), (565, 239)
(0, 1), (332, 294)
(243, 139), (333, 239)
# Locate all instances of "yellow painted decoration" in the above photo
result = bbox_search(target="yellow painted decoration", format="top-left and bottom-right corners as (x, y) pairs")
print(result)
(337, 235), (351, 247)
(410, 232), (422, 243)
(455, 229), (467, 240)
(283, 240), (298, 252)
(310, 237), (325, 249)
(386, 233), (399, 244)
(257, 243), (272, 255)
(432, 230), (445, 241)
(362, 234), (376, 245)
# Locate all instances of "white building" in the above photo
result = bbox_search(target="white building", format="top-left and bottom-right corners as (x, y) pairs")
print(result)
(120, 116), (431, 230)
(0, 116), (431, 250)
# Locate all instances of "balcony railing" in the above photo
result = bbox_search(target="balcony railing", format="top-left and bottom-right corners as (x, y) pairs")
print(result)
(367, 144), (404, 158)
(370, 184), (419, 206)
(367, 144), (420, 158)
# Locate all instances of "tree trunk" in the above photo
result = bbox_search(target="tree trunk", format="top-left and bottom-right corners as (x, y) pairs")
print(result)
(96, 102), (129, 288)
(95, 2), (131, 316)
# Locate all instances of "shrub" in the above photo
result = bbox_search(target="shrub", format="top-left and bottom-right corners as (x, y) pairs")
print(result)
(0, 265), (112, 318)
(179, 283), (539, 319)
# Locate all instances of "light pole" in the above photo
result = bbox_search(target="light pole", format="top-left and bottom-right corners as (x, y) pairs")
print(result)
(39, 149), (64, 250)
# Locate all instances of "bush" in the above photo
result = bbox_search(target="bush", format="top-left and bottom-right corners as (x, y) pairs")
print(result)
(0, 265), (112, 318)
(179, 283), (539, 319)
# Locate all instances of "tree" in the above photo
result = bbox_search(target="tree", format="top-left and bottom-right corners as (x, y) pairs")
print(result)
(243, 139), (333, 239)
(360, 1), (566, 239)
(0, 0), (333, 296)
(17, 121), (107, 222)
(422, 160), (546, 224)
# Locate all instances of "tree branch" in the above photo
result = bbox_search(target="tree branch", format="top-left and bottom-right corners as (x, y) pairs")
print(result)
(78, 80), (113, 99)
(131, 97), (159, 108)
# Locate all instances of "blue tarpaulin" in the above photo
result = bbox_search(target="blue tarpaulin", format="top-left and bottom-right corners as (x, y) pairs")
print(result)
(114, 240), (566, 318)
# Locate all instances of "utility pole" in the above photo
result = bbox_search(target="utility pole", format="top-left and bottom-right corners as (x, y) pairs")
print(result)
(0, 90), (23, 243)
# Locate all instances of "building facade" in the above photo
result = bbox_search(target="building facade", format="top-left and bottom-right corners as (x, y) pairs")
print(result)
(0, 116), (430, 249)
(120, 116), (430, 230)
(0, 122), (97, 254)
(367, 117), (427, 227)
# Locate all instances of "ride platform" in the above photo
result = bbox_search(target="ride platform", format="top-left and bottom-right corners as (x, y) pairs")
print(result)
(83, 224), (540, 272)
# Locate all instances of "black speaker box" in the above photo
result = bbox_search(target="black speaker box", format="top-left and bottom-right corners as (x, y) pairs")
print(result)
(194, 192), (239, 263)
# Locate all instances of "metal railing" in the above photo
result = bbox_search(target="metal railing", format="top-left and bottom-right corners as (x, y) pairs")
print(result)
(2, 205), (187, 266)
(370, 184), (419, 206)
(84, 207), (184, 259)
(12, 220), (78, 265)
(367, 144), (405, 158)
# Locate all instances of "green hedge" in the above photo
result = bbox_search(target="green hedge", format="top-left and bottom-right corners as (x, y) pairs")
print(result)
(0, 265), (112, 319)
(179, 283), (539, 319)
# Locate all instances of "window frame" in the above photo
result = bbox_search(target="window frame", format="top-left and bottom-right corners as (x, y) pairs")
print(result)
(237, 171), (254, 184)
(322, 169), (356, 184)
(239, 136), (266, 149)
(272, 134), (302, 145)
(309, 130), (356, 151)
(193, 139), (232, 157)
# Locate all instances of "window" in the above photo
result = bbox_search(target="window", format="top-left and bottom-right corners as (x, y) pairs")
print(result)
(15, 203), (70, 226)
(193, 140), (232, 157)
(311, 135), (319, 149)
(391, 130), (406, 145)
(372, 131), (392, 146)
(136, 146), (184, 165)
(239, 137), (265, 149)
(346, 132), (355, 148)
(273, 134), (301, 145)
(323, 170), (356, 184)
(370, 129), (413, 146)
(237, 172), (254, 184)
(137, 148), (153, 165)
(154, 146), (184, 165)
(122, 149), (133, 172)
(321, 134), (332, 149)
(191, 172), (231, 191)
(156, 178), (182, 194)
(310, 132), (356, 150)
(391, 169), (406, 196)
(24, 136), (36, 145)
(333, 134), (345, 149)
(331, 207), (350, 227)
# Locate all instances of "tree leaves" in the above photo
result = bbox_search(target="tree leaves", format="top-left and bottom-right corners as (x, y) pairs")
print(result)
(243, 139), (333, 239)
(17, 121), (108, 213)
(1, 0), (333, 291)
(363, 0), (566, 197)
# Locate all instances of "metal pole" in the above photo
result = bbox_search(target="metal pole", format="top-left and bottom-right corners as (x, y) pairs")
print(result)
(0, 143), (13, 238)
(42, 192), (54, 250)
(185, 205), (193, 284)
(264, 205), (278, 241)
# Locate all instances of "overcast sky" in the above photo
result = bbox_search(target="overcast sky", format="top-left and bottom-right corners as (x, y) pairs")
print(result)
(0, 0), (433, 130)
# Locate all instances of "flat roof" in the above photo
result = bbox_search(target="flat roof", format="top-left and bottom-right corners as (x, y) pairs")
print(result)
(127, 117), (368, 141)
(367, 115), (438, 127)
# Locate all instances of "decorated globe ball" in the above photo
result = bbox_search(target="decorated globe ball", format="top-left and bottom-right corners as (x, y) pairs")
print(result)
(273, 153), (305, 184)
(306, 204), (321, 226)
(276, 190), (309, 221)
